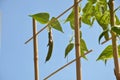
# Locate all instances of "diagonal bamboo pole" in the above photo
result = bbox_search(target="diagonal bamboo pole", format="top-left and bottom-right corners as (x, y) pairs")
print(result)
(74, 0), (82, 80)
(25, 0), (82, 44)
(44, 50), (93, 80)
(33, 18), (39, 80)
(101, 37), (112, 45)
(108, 0), (120, 80)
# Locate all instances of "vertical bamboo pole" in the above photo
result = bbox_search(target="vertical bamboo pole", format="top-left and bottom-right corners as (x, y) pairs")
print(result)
(109, 0), (120, 80)
(33, 18), (39, 80)
(74, 0), (82, 80)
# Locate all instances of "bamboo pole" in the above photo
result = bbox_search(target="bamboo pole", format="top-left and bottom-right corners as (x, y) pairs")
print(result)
(44, 50), (93, 80)
(25, 0), (82, 44)
(101, 37), (112, 45)
(74, 0), (82, 80)
(33, 18), (39, 80)
(109, 0), (120, 80)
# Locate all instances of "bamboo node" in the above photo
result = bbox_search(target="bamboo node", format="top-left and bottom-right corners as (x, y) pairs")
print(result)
(75, 43), (80, 46)
(34, 56), (39, 60)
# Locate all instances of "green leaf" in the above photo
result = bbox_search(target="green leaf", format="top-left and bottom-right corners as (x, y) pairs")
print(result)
(70, 20), (75, 29)
(80, 30), (82, 38)
(82, 2), (93, 14)
(99, 11), (110, 25)
(65, 11), (75, 29)
(65, 43), (74, 58)
(69, 17), (81, 29)
(82, 14), (94, 26)
(112, 26), (120, 35)
(29, 13), (50, 24)
(95, 2), (108, 26)
(98, 29), (109, 44)
(96, 45), (120, 61)
(88, 0), (97, 4)
(65, 8), (81, 29)
(65, 11), (74, 23)
(64, 39), (88, 59)
(95, 0), (107, 16)
(80, 39), (88, 60)
(50, 17), (64, 33)
(95, 11), (110, 29)
(97, 0), (107, 9)
(97, 45), (112, 61)
(115, 15), (120, 25)
(95, 11), (110, 41)
(80, 39), (88, 52)
(65, 7), (81, 23)
(82, 2), (95, 26)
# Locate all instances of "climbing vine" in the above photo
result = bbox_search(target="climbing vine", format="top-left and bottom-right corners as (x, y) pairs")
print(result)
(26, 0), (120, 80)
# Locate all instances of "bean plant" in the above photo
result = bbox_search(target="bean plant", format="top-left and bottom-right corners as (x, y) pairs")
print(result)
(27, 0), (120, 80)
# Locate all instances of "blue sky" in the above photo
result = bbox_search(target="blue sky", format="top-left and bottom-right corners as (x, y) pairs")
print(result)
(0, 0), (120, 80)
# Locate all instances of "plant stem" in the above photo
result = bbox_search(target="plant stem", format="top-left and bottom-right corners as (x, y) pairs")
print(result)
(33, 18), (39, 80)
(74, 0), (82, 80)
(109, 0), (120, 79)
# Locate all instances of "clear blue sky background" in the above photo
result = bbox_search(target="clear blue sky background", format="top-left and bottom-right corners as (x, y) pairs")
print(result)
(0, 0), (120, 80)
